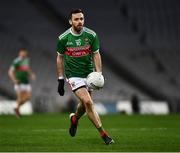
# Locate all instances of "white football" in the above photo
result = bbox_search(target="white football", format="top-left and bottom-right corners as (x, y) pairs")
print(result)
(86, 72), (104, 90)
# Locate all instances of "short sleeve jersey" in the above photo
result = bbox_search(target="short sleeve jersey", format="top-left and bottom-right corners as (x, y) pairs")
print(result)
(10, 57), (30, 84)
(57, 27), (100, 78)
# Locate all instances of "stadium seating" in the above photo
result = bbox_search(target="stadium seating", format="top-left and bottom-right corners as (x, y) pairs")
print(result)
(46, 0), (180, 112)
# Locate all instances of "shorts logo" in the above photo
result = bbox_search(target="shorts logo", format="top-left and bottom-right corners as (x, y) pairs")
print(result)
(71, 82), (76, 88)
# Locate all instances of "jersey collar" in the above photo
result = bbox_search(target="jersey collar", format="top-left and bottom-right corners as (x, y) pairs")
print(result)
(70, 27), (84, 36)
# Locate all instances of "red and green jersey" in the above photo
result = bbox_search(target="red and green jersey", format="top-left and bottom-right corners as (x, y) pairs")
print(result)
(57, 27), (100, 78)
(11, 57), (31, 84)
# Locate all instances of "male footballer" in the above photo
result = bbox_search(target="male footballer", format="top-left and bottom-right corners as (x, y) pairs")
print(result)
(56, 9), (114, 145)
(8, 49), (36, 117)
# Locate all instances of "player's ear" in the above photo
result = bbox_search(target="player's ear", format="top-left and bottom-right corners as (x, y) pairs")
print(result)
(69, 19), (72, 25)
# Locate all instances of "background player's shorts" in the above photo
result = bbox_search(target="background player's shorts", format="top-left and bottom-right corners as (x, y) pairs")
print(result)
(66, 77), (91, 92)
(14, 84), (32, 92)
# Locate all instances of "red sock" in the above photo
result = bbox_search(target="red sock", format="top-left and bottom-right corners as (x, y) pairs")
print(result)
(72, 115), (77, 124)
(100, 130), (108, 137)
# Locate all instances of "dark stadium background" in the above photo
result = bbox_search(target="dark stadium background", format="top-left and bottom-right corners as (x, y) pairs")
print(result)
(0, 0), (180, 113)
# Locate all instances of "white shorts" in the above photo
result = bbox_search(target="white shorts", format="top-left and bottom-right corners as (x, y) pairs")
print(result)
(66, 77), (90, 92)
(14, 84), (32, 92)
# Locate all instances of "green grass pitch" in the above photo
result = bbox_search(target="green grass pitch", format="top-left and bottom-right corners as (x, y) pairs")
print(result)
(0, 114), (180, 152)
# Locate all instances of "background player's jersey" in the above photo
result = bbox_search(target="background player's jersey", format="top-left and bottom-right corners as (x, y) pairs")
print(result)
(57, 27), (100, 78)
(11, 57), (30, 84)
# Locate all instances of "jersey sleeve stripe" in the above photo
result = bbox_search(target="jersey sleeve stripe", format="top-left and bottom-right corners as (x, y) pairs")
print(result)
(93, 49), (99, 53)
(84, 27), (96, 37)
(57, 52), (64, 56)
(58, 29), (70, 40)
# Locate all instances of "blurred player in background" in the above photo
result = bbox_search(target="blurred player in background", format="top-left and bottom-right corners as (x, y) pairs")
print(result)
(56, 9), (114, 145)
(8, 48), (36, 117)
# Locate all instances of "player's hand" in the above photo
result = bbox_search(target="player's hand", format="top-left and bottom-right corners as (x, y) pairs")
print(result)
(30, 73), (36, 81)
(58, 78), (65, 96)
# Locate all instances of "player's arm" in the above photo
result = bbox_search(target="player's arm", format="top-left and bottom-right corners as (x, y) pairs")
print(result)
(8, 67), (19, 84)
(93, 51), (102, 73)
(91, 32), (102, 73)
(29, 69), (36, 81)
(56, 37), (66, 96)
(56, 54), (64, 77)
(56, 36), (65, 78)
(57, 53), (65, 96)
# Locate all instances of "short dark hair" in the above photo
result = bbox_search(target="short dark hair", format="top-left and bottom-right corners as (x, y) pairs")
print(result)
(69, 9), (84, 20)
(19, 48), (27, 51)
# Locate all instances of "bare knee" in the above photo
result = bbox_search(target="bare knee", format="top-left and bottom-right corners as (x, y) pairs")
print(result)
(21, 92), (31, 103)
(81, 98), (93, 111)
(75, 88), (94, 112)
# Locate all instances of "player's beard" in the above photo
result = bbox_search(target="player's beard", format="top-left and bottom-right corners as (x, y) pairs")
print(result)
(74, 24), (83, 33)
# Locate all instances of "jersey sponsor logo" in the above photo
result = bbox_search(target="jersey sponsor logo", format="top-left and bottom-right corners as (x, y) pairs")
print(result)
(16, 65), (30, 72)
(65, 45), (91, 57)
